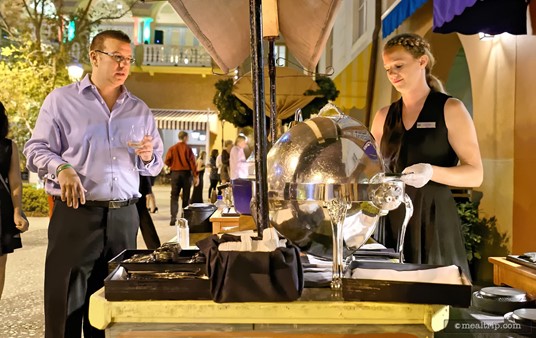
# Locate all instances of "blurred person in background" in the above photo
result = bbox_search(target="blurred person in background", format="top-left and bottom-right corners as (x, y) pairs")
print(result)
(165, 131), (198, 225)
(190, 150), (206, 203)
(218, 140), (233, 184)
(229, 135), (248, 180)
(207, 149), (219, 202)
(137, 174), (161, 249)
(146, 176), (158, 213)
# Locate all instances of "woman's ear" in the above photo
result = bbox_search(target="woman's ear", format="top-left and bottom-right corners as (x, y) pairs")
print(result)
(419, 55), (429, 68)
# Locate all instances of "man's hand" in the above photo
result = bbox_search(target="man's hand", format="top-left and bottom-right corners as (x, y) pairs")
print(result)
(14, 212), (29, 233)
(136, 135), (154, 163)
(58, 167), (86, 208)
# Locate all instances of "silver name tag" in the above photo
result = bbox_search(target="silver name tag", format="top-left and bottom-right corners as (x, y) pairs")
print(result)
(416, 122), (436, 128)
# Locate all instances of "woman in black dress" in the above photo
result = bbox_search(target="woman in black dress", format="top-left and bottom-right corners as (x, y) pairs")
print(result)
(371, 33), (483, 279)
(207, 149), (219, 201)
(0, 102), (29, 299)
(190, 151), (206, 203)
(137, 175), (161, 249)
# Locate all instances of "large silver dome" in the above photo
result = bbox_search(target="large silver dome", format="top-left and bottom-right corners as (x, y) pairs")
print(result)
(267, 104), (386, 259)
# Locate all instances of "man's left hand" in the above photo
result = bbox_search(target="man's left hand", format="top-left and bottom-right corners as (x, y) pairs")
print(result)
(136, 135), (154, 163)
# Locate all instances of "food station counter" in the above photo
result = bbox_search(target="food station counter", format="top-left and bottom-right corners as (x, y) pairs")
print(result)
(89, 287), (449, 338)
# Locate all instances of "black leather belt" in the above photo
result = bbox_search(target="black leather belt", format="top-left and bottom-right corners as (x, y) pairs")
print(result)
(84, 198), (139, 209)
(54, 197), (139, 209)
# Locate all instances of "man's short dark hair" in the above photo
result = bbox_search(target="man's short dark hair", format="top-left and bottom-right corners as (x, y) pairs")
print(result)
(90, 30), (131, 51)
(178, 131), (188, 141)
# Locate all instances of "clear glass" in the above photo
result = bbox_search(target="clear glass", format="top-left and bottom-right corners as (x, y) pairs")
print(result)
(127, 125), (145, 149)
(127, 124), (147, 172)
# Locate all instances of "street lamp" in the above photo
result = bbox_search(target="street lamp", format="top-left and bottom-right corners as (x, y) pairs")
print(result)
(67, 60), (84, 81)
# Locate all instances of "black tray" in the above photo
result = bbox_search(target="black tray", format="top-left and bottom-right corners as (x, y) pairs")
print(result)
(104, 265), (211, 301)
(108, 249), (206, 275)
(342, 261), (472, 307)
(506, 255), (536, 271)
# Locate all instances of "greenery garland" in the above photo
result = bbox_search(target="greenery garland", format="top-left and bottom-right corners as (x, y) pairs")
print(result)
(213, 75), (339, 128)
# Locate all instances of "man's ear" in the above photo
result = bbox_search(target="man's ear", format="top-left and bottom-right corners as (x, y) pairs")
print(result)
(89, 51), (98, 67)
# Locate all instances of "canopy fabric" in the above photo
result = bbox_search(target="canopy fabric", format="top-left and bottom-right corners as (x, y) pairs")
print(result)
(382, 0), (428, 38)
(168, 0), (342, 73)
(232, 67), (320, 120)
(433, 0), (534, 35)
(151, 109), (215, 131)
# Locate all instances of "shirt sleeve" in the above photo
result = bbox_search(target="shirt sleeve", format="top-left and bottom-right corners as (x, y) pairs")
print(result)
(137, 107), (164, 176)
(23, 93), (67, 182)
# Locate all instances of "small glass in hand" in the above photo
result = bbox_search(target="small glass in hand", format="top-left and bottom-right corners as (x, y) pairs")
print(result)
(128, 125), (145, 150)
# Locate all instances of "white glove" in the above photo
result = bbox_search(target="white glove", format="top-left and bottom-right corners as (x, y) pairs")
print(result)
(401, 163), (433, 188)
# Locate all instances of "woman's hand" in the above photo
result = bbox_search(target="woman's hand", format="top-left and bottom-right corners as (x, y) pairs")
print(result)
(401, 163), (433, 188)
(14, 212), (29, 233)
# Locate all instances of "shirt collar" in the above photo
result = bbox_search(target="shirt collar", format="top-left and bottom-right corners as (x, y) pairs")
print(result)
(77, 74), (135, 101)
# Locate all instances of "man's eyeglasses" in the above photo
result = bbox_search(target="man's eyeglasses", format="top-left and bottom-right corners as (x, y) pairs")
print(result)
(94, 50), (135, 65)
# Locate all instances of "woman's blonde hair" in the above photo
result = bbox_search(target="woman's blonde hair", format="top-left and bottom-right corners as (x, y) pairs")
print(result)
(384, 33), (445, 93)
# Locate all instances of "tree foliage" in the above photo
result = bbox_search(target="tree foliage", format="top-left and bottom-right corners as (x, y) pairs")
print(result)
(213, 78), (254, 128)
(298, 76), (340, 122)
(0, 41), (70, 157)
(213, 75), (339, 128)
(0, 0), (137, 168)
(457, 201), (507, 264)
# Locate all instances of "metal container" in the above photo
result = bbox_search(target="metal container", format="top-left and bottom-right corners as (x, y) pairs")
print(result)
(267, 104), (384, 255)
(267, 104), (412, 289)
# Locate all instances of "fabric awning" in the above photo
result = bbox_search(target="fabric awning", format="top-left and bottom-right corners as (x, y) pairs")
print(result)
(168, 0), (342, 73)
(382, 0), (428, 38)
(433, 0), (534, 35)
(232, 67), (320, 120)
(151, 109), (216, 131)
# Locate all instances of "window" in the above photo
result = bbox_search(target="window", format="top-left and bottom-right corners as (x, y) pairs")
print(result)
(352, 0), (367, 44)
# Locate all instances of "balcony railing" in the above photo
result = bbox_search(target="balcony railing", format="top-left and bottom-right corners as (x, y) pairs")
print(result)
(135, 44), (212, 67)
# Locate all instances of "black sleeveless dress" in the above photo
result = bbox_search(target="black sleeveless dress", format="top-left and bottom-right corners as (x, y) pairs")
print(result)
(380, 91), (471, 279)
(0, 138), (22, 254)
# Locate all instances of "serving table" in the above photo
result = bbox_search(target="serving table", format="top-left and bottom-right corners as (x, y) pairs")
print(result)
(209, 209), (256, 234)
(89, 287), (449, 337)
(489, 256), (536, 298)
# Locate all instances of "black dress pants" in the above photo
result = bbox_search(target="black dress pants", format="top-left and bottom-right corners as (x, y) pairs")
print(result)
(170, 170), (192, 221)
(45, 200), (138, 338)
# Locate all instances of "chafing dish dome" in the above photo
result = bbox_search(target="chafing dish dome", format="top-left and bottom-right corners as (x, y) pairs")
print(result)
(267, 104), (386, 259)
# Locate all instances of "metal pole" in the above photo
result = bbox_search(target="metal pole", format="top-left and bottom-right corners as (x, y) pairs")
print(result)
(249, 0), (268, 235)
(268, 38), (277, 146)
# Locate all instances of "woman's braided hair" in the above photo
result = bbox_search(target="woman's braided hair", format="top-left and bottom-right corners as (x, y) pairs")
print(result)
(384, 33), (445, 93)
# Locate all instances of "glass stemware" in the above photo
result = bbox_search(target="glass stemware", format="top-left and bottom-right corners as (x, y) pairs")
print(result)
(128, 125), (145, 150)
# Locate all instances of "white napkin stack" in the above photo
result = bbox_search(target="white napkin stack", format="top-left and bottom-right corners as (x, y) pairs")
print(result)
(218, 228), (287, 252)
(351, 264), (463, 285)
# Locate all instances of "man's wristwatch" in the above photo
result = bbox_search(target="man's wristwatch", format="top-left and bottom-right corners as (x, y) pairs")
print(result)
(142, 154), (154, 165)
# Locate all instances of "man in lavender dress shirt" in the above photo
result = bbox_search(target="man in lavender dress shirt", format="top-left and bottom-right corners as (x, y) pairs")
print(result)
(24, 30), (163, 338)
